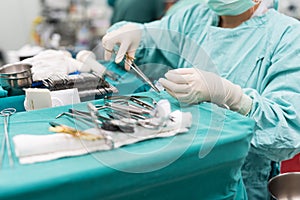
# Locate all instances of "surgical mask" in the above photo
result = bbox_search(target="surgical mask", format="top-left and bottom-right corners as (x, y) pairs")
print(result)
(206, 0), (256, 16)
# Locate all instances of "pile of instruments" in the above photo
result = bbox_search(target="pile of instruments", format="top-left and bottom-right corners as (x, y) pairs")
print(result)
(41, 73), (118, 99)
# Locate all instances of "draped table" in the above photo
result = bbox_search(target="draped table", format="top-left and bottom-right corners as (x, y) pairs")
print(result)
(0, 91), (255, 200)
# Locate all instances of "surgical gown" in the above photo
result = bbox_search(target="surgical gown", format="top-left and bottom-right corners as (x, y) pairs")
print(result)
(110, 4), (300, 199)
(110, 0), (165, 24)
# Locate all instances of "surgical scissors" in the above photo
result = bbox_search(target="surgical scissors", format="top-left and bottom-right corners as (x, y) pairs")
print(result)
(0, 108), (16, 168)
(106, 49), (160, 93)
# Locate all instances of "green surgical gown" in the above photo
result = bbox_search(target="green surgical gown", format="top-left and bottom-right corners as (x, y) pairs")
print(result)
(109, 4), (300, 199)
(165, 0), (205, 16)
(110, 0), (165, 24)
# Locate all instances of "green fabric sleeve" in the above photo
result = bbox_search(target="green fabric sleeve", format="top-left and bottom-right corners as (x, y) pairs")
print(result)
(244, 19), (300, 162)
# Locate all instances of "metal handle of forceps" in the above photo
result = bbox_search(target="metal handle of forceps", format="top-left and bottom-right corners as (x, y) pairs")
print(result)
(0, 108), (16, 169)
(105, 48), (160, 93)
(123, 58), (160, 93)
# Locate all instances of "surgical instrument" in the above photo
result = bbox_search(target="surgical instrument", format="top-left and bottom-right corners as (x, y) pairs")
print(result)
(57, 108), (132, 132)
(49, 122), (103, 141)
(104, 102), (152, 115)
(0, 108), (16, 168)
(123, 56), (160, 93)
(87, 103), (114, 148)
(56, 111), (95, 127)
(82, 104), (135, 133)
(105, 95), (156, 110)
(105, 48), (160, 93)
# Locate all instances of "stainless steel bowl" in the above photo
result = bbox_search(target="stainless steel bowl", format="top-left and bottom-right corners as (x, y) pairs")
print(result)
(0, 63), (33, 95)
(268, 172), (300, 200)
(0, 63), (32, 78)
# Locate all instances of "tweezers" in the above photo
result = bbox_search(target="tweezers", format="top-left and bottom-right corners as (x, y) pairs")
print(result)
(105, 48), (160, 93)
(123, 56), (160, 93)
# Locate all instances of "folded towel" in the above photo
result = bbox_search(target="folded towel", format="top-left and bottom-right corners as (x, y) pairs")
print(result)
(13, 110), (192, 164)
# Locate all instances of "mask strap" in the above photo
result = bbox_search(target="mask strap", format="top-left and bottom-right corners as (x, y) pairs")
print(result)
(253, 0), (279, 10)
(251, 0), (262, 15)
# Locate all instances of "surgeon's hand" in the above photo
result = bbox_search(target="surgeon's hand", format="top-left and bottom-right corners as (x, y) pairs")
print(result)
(21, 50), (83, 81)
(159, 68), (253, 115)
(102, 23), (142, 70)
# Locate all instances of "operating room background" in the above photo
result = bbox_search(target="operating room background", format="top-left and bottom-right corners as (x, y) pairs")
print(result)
(0, 0), (112, 52)
(0, 0), (40, 51)
(0, 0), (299, 57)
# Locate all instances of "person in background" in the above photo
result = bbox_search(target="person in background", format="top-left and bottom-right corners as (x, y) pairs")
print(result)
(107, 0), (167, 24)
(107, 0), (115, 7)
(0, 49), (8, 97)
(102, 0), (300, 199)
(165, 0), (205, 16)
(279, 0), (300, 20)
(0, 49), (4, 66)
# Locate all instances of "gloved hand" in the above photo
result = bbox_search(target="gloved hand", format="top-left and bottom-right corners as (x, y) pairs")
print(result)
(102, 23), (142, 70)
(159, 68), (253, 115)
(21, 50), (83, 81)
(76, 50), (107, 76)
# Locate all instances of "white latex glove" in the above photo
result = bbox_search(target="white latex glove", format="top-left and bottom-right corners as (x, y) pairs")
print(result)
(102, 23), (142, 70)
(159, 68), (253, 115)
(76, 50), (107, 76)
(21, 50), (83, 81)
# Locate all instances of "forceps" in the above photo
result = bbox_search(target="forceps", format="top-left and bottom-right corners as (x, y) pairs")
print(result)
(0, 108), (16, 168)
(123, 57), (160, 93)
(106, 49), (160, 93)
